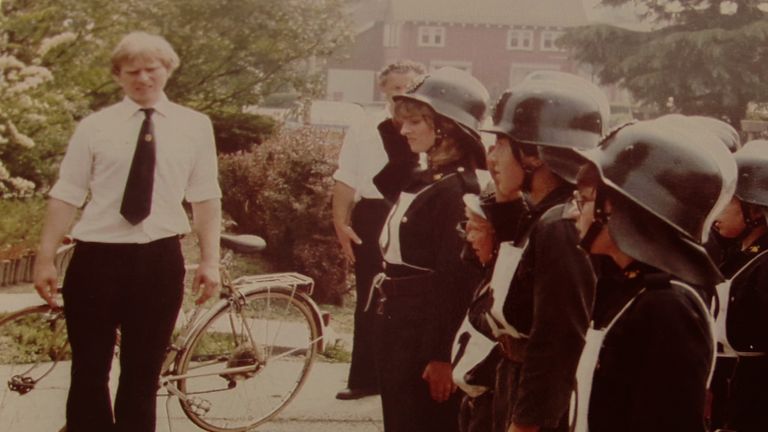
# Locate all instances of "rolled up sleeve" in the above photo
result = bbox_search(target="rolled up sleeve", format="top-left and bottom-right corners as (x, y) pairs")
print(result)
(332, 122), (363, 189)
(49, 120), (92, 207)
(185, 117), (222, 203)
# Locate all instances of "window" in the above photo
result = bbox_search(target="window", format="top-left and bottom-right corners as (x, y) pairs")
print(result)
(507, 29), (533, 51)
(383, 23), (401, 48)
(541, 31), (565, 51)
(418, 26), (446, 47)
(429, 61), (472, 73)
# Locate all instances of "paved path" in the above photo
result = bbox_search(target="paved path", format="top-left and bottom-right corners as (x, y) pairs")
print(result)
(0, 293), (383, 432)
(0, 357), (383, 432)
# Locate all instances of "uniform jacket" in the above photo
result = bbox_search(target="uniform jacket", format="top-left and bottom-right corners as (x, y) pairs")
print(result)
(383, 163), (483, 362)
(589, 263), (713, 432)
(720, 233), (768, 352)
(498, 187), (596, 429)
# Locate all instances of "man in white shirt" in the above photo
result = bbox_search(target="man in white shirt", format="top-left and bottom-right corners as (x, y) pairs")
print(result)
(33, 32), (221, 432)
(332, 60), (425, 400)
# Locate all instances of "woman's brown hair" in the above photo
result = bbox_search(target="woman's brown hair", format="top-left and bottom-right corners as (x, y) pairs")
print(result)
(394, 99), (476, 170)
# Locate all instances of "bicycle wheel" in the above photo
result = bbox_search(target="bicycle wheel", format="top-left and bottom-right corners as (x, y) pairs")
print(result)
(0, 305), (69, 395)
(176, 287), (321, 432)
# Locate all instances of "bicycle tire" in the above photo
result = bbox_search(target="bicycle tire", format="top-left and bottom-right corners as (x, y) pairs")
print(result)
(175, 286), (321, 432)
(0, 304), (69, 395)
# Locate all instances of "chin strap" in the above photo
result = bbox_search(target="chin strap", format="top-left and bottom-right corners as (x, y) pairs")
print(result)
(734, 201), (768, 243)
(510, 142), (541, 193)
(579, 188), (610, 251)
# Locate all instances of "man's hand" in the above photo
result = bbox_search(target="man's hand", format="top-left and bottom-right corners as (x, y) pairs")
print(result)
(334, 223), (362, 264)
(332, 182), (361, 264)
(192, 262), (220, 305)
(32, 198), (78, 310)
(33, 258), (60, 309)
(421, 361), (456, 402)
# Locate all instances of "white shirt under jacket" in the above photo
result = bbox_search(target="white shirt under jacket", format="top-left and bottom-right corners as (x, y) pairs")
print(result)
(49, 95), (222, 244)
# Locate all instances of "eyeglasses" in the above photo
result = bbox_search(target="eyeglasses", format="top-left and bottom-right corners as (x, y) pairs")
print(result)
(571, 189), (595, 213)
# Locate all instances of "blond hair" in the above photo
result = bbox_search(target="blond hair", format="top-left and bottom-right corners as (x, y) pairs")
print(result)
(111, 32), (180, 75)
(378, 60), (427, 87)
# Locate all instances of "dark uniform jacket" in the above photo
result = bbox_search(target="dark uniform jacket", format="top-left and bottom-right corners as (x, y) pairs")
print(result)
(589, 263), (713, 432)
(720, 233), (768, 352)
(381, 162), (483, 362)
(494, 185), (596, 431)
(713, 233), (768, 432)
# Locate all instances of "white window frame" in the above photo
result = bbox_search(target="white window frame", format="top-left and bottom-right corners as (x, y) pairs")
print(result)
(383, 23), (401, 48)
(507, 29), (534, 51)
(429, 60), (472, 74)
(418, 26), (446, 47)
(541, 30), (565, 52)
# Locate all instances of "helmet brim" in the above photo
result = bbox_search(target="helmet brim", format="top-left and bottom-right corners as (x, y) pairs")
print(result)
(609, 199), (724, 287)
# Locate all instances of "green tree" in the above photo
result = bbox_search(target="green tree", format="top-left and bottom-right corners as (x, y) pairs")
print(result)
(0, 0), (352, 191)
(560, 0), (768, 127)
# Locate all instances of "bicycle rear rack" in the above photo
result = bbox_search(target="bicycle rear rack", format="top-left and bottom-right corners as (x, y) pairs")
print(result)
(232, 272), (315, 296)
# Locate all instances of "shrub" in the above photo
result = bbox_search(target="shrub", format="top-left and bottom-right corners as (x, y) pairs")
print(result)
(0, 196), (46, 260)
(210, 111), (277, 154)
(219, 126), (349, 305)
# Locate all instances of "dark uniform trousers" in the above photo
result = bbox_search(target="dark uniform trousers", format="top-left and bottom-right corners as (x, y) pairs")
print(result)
(348, 197), (390, 390)
(375, 292), (462, 432)
(62, 236), (185, 432)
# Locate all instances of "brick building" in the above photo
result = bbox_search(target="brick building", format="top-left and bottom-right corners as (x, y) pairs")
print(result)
(326, 0), (603, 105)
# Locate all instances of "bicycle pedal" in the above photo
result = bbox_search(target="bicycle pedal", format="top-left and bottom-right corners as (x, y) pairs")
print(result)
(8, 375), (35, 395)
(187, 397), (211, 416)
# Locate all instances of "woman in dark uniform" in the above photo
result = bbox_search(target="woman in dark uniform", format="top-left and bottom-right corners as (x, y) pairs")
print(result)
(373, 67), (489, 432)
(710, 140), (768, 432)
(569, 117), (737, 432)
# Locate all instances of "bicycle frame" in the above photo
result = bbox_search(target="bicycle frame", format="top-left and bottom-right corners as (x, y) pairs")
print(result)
(156, 271), (324, 405)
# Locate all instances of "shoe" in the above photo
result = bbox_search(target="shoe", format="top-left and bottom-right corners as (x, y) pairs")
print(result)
(335, 387), (379, 400)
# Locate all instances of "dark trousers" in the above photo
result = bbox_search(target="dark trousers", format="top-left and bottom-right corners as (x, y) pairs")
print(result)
(459, 391), (494, 432)
(375, 295), (461, 432)
(62, 236), (185, 432)
(730, 356), (768, 432)
(347, 197), (389, 390)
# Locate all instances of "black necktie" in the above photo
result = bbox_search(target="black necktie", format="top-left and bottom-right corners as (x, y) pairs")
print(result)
(120, 108), (156, 225)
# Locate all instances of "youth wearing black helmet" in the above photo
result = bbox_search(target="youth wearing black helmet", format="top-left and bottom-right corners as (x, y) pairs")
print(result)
(372, 67), (489, 432)
(569, 116), (737, 432)
(465, 74), (608, 432)
(710, 140), (768, 432)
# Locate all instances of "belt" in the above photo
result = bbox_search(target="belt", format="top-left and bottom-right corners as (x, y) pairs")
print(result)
(497, 333), (528, 363)
(366, 270), (434, 315)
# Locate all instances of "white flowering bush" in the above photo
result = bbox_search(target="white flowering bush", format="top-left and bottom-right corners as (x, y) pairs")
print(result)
(0, 15), (84, 197)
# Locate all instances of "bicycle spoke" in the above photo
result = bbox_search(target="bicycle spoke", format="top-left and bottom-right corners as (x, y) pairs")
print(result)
(175, 287), (319, 432)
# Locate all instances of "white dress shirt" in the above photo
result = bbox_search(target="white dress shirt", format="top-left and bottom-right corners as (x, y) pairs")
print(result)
(332, 110), (389, 200)
(49, 95), (222, 243)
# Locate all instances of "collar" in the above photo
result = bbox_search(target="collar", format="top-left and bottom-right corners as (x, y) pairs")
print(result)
(119, 93), (171, 119)
(525, 183), (573, 215)
(405, 161), (475, 191)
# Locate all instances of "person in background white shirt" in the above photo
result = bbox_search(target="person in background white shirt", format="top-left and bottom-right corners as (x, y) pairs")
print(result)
(332, 60), (425, 400)
(33, 32), (221, 432)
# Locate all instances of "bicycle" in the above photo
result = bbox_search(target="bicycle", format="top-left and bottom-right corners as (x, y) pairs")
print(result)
(0, 233), (325, 432)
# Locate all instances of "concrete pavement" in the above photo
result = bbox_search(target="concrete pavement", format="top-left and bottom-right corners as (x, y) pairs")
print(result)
(0, 292), (383, 432)
(0, 355), (383, 432)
